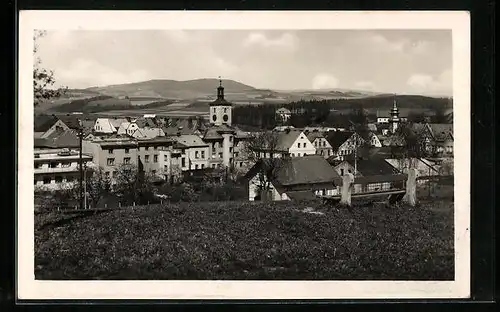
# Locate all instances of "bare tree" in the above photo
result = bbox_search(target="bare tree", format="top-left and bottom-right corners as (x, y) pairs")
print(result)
(243, 131), (285, 201)
(33, 30), (67, 106)
(390, 123), (430, 170)
(83, 167), (112, 208)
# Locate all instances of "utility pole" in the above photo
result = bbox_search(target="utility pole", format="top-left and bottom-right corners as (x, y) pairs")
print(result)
(78, 120), (84, 210)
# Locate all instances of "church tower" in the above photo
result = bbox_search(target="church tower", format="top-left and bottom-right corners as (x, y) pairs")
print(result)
(209, 78), (233, 126)
(390, 96), (400, 134)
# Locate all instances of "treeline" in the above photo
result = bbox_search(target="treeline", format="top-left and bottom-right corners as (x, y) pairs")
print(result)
(233, 95), (452, 129)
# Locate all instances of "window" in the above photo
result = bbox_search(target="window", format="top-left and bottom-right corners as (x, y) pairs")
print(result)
(219, 142), (223, 148)
(234, 152), (239, 158)
(50, 162), (57, 168)
(212, 142), (216, 150)
(323, 141), (326, 147)
(315, 141), (318, 147)
(201, 151), (205, 158)
(145, 155), (150, 163)
(212, 164), (216, 168)
(229, 136), (232, 142)
(297, 143), (301, 148)
(61, 162), (71, 168)
(164, 165), (168, 170)
(217, 164), (221, 168)
(340, 168), (344, 176)
(164, 155), (168, 161)
(367, 183), (382, 192)
(108, 149), (113, 154)
(152, 170), (156, 175)
(34, 179), (37, 185)
(195, 151), (199, 159)
(291, 153), (295, 157)
(43, 177), (51, 184)
(107, 158), (115, 166)
(229, 147), (233, 153)
(124, 157), (131, 164)
(34, 163), (41, 169)
(297, 153), (301, 157)
(240, 162), (243, 167)
(382, 182), (391, 190)
(154, 146), (158, 150)
(125, 148), (129, 154)
(181, 158), (186, 167)
(320, 150), (324, 155)
(218, 152), (222, 158)
(154, 155), (158, 163)
(348, 169), (352, 173)
(195, 164), (199, 170)
(201, 164), (205, 169)
(224, 108), (227, 113)
(213, 108), (216, 113)
(105, 171), (110, 177)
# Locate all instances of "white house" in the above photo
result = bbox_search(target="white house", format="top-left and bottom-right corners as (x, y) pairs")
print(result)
(117, 122), (140, 136)
(94, 118), (117, 134)
(276, 107), (292, 123)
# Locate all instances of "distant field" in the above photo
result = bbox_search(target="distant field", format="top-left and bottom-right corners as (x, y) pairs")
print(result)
(35, 198), (453, 280)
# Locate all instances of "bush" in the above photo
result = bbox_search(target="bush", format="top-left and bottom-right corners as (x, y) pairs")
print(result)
(35, 199), (454, 280)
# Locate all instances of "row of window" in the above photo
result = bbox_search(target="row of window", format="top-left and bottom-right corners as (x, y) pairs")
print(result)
(106, 146), (163, 154)
(35, 175), (78, 185)
(314, 140), (327, 148)
(34, 162), (74, 169)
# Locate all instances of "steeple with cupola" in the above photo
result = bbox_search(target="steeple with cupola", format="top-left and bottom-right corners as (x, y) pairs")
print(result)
(209, 77), (233, 126)
(390, 95), (400, 134)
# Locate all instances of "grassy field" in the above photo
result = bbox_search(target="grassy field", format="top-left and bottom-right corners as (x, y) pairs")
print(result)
(35, 198), (454, 280)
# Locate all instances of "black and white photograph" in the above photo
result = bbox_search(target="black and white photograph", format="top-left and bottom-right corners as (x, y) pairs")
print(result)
(18, 11), (470, 300)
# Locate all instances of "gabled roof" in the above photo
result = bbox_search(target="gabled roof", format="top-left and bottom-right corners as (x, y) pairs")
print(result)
(34, 129), (80, 149)
(246, 155), (342, 186)
(34, 115), (59, 132)
(325, 131), (356, 150)
(174, 134), (208, 147)
(306, 131), (326, 143)
(276, 107), (291, 114)
(56, 115), (81, 130)
(427, 123), (453, 141)
(109, 118), (128, 128)
(342, 156), (400, 176)
(274, 130), (303, 151)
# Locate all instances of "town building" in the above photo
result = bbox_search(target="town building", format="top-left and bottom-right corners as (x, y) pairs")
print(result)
(306, 131), (333, 158)
(325, 131), (364, 160)
(275, 107), (292, 123)
(328, 155), (406, 194)
(82, 134), (139, 181)
(245, 155), (343, 201)
(93, 118), (118, 134)
(34, 148), (93, 190)
(34, 115), (72, 139)
(172, 134), (210, 171)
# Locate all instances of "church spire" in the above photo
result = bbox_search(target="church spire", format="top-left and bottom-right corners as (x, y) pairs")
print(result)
(217, 76), (224, 100)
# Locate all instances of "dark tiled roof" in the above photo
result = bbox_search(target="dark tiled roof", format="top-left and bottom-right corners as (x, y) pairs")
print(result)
(203, 128), (224, 140)
(247, 155), (342, 187)
(427, 123), (453, 141)
(34, 129), (80, 149)
(286, 190), (316, 200)
(306, 131), (325, 143)
(343, 156), (400, 176)
(325, 131), (355, 150)
(209, 98), (233, 106)
(34, 115), (59, 132)
(274, 130), (302, 151)
(56, 115), (82, 130)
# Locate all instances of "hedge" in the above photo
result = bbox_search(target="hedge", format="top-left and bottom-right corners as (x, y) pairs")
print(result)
(35, 199), (454, 280)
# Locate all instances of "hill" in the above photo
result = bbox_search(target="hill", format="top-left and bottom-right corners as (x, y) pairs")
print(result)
(87, 78), (257, 100)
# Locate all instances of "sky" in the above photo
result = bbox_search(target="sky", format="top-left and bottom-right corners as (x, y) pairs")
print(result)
(36, 29), (453, 96)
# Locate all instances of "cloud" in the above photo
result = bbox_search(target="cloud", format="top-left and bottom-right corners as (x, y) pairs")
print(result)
(368, 34), (409, 52)
(410, 40), (435, 54)
(242, 32), (298, 50)
(406, 69), (452, 95)
(56, 58), (150, 88)
(311, 73), (339, 90)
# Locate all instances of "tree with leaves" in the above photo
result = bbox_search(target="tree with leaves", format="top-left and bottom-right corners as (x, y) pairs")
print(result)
(112, 163), (157, 205)
(33, 30), (67, 106)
